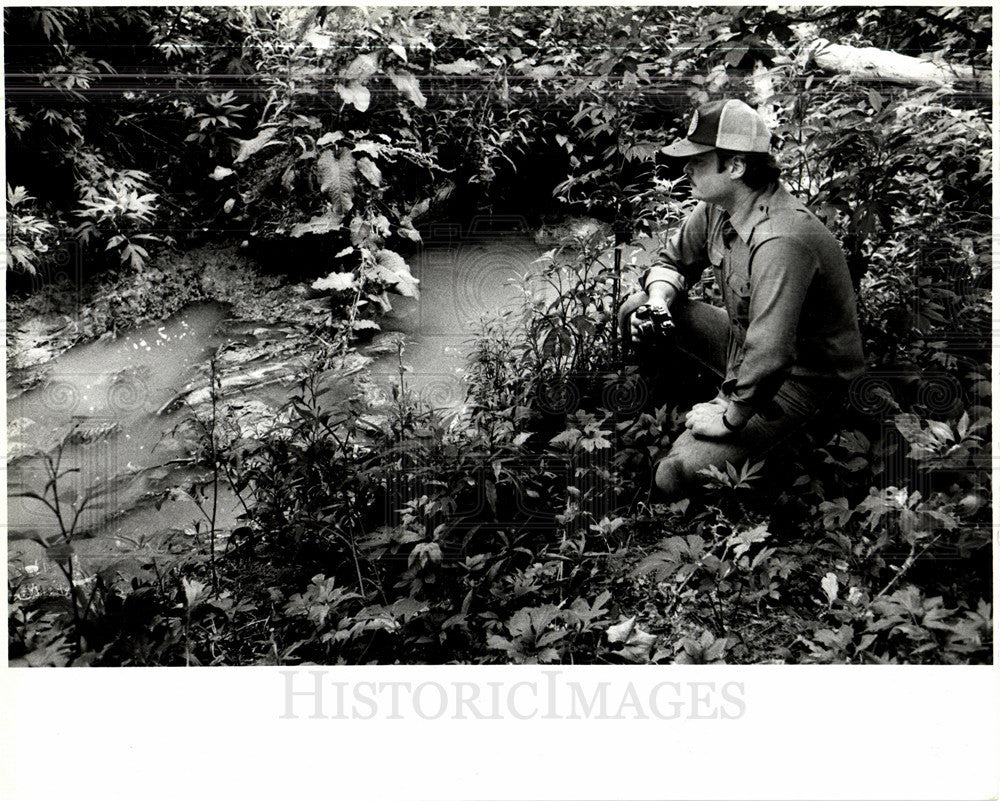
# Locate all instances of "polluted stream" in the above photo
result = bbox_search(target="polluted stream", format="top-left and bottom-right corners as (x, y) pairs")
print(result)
(7, 231), (555, 597)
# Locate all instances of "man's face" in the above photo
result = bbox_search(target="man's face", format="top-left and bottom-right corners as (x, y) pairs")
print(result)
(684, 150), (734, 205)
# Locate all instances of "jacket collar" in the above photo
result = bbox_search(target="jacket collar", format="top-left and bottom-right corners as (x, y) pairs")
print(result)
(726, 184), (793, 244)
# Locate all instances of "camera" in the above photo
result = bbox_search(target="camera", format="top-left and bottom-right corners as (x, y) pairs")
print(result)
(633, 304), (674, 339)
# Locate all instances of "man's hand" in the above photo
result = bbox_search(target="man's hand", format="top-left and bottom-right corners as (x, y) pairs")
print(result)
(622, 282), (678, 344)
(631, 304), (672, 341)
(618, 291), (649, 345)
(684, 402), (733, 439)
(687, 395), (728, 417)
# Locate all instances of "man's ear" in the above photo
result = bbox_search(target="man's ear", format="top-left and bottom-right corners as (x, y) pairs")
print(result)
(727, 154), (747, 180)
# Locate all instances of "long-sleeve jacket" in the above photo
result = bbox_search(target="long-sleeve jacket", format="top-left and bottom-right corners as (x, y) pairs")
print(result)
(644, 185), (865, 424)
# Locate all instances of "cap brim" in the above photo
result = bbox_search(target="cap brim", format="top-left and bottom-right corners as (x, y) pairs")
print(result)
(661, 139), (716, 158)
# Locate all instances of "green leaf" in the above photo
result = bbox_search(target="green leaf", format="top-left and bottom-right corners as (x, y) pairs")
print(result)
(435, 58), (479, 75)
(606, 616), (656, 662)
(389, 71), (426, 108)
(728, 523), (770, 558)
(894, 413), (925, 444)
(926, 420), (953, 443)
(7, 184), (31, 207)
(291, 210), (345, 238)
(352, 140), (384, 158)
(579, 433), (610, 451)
(821, 572), (839, 604)
(317, 131), (344, 147)
(233, 127), (283, 164)
(336, 81), (371, 112)
(487, 633), (516, 653)
(47, 541), (74, 564)
(549, 428), (582, 449)
(316, 149), (356, 220)
(590, 516), (626, 536)
(725, 45), (748, 68)
(26, 637), (71, 667)
(956, 411), (970, 439)
(343, 53), (378, 81)
(356, 157), (382, 187)
(182, 576), (208, 606)
(485, 479), (497, 513)
(374, 248), (419, 297)
(704, 636), (729, 662)
(312, 271), (356, 292)
(624, 142), (659, 162)
(529, 63), (558, 79)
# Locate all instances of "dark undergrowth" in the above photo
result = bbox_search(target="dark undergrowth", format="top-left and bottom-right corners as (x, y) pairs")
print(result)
(7, 6), (992, 665)
(9, 219), (992, 666)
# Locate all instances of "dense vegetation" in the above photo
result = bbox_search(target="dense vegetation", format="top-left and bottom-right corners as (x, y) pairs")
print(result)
(6, 6), (992, 665)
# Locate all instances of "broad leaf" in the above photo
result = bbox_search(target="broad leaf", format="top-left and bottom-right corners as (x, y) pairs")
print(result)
(316, 149), (356, 221)
(894, 413), (925, 444)
(26, 637), (71, 667)
(373, 248), (419, 297)
(336, 81), (370, 112)
(606, 616), (656, 663)
(356, 157), (382, 187)
(311, 271), (356, 292)
(925, 419), (953, 443)
(529, 63), (558, 79)
(821, 572), (839, 604)
(343, 53), (378, 81)
(233, 127), (283, 164)
(389, 70), (426, 108)
(291, 209), (345, 238)
(728, 523), (771, 558)
(549, 428), (582, 448)
(435, 58), (479, 75)
(8, 184), (32, 206)
(316, 131), (344, 147)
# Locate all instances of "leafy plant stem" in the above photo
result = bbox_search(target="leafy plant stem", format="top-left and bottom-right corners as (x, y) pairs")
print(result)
(208, 357), (220, 593)
(875, 534), (943, 599)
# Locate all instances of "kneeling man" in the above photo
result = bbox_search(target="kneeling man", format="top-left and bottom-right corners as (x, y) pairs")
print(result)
(620, 99), (865, 498)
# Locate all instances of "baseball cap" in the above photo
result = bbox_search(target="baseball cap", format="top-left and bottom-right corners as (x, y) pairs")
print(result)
(663, 99), (772, 157)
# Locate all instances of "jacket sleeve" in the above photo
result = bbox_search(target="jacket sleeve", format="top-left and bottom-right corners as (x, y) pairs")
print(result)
(724, 235), (818, 425)
(642, 201), (712, 292)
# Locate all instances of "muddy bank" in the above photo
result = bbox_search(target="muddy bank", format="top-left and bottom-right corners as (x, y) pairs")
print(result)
(7, 228), (586, 598)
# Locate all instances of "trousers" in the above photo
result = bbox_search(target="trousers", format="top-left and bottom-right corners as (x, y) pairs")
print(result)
(619, 291), (843, 497)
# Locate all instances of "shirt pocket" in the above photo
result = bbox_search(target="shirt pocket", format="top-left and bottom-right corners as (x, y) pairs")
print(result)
(706, 249), (725, 305)
(725, 268), (751, 328)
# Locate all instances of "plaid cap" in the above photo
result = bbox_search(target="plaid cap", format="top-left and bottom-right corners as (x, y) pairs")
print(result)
(663, 99), (772, 157)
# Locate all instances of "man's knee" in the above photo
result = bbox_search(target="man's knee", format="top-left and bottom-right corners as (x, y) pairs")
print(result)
(653, 430), (748, 499)
(654, 457), (688, 499)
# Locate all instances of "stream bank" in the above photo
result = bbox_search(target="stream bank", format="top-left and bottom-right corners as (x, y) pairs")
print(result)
(8, 223), (606, 599)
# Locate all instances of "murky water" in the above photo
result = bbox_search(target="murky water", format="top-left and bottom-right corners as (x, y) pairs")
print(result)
(7, 303), (230, 539)
(371, 233), (544, 409)
(6, 233), (548, 588)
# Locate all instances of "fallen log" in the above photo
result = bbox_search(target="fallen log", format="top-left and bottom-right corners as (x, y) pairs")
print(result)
(804, 38), (988, 93)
